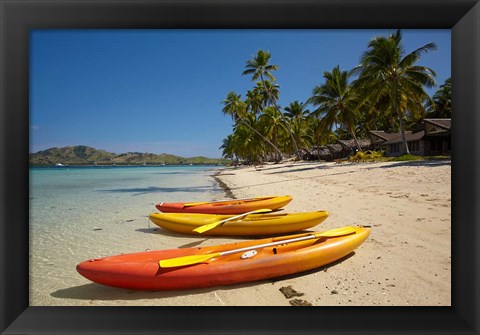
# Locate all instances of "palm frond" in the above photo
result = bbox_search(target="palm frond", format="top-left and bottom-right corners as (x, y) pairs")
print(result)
(399, 43), (437, 68)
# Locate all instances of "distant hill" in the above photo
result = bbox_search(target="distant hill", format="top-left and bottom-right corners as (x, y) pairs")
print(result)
(29, 145), (229, 166)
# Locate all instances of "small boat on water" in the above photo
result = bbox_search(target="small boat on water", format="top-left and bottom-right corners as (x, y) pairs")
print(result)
(155, 195), (293, 214)
(54, 163), (67, 167)
(76, 225), (370, 291)
(149, 210), (329, 236)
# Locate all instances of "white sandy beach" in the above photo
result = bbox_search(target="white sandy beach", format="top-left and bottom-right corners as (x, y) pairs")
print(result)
(213, 160), (451, 306)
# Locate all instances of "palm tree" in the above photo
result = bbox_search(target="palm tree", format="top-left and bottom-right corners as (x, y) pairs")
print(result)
(242, 50), (279, 83)
(308, 65), (363, 151)
(222, 91), (246, 122)
(221, 115), (267, 163)
(253, 80), (280, 108)
(353, 30), (437, 155)
(245, 89), (264, 116)
(358, 94), (396, 132)
(242, 50), (303, 160)
(232, 115), (266, 163)
(222, 91), (283, 161)
(220, 135), (237, 161)
(284, 101), (310, 120)
(284, 101), (311, 155)
(258, 107), (287, 161)
(289, 116), (313, 154)
(426, 77), (451, 118)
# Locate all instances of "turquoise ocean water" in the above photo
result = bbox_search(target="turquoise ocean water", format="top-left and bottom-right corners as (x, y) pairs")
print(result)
(29, 165), (224, 305)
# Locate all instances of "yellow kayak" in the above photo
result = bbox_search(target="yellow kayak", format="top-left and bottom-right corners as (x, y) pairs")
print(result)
(149, 211), (329, 236)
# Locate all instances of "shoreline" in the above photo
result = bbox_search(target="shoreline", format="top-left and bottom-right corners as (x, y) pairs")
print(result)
(214, 159), (451, 306)
(211, 170), (236, 199)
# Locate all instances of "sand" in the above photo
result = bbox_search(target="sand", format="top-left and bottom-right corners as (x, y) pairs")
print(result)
(45, 160), (450, 306)
(213, 160), (451, 306)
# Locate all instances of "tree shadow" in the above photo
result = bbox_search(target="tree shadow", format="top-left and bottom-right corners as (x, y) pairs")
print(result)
(375, 159), (451, 169)
(252, 162), (328, 173)
(266, 164), (332, 175)
(226, 170), (356, 191)
(223, 160), (450, 191)
(97, 185), (212, 196)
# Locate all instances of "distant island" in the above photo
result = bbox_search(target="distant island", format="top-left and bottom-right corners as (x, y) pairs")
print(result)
(29, 145), (230, 166)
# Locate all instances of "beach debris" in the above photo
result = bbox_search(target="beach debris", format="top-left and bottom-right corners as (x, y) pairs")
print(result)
(279, 286), (305, 299)
(93, 228), (103, 231)
(289, 299), (312, 306)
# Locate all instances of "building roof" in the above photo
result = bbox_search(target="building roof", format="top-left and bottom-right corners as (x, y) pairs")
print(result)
(424, 119), (451, 136)
(369, 131), (399, 141)
(424, 119), (451, 130)
(381, 130), (425, 145)
(369, 118), (451, 145)
(338, 138), (371, 149)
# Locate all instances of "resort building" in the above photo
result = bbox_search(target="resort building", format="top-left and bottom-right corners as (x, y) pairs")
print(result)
(369, 118), (451, 156)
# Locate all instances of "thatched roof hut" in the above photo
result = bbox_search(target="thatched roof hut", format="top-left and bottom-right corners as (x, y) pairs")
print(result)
(338, 139), (372, 151)
(302, 139), (372, 162)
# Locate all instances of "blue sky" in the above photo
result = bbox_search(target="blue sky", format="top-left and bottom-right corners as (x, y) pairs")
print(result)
(30, 29), (450, 158)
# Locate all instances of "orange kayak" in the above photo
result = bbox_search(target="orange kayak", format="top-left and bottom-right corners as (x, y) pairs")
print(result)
(76, 226), (370, 291)
(155, 195), (292, 214)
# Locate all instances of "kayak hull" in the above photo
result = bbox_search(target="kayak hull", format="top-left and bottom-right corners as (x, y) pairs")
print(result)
(149, 211), (329, 236)
(76, 226), (370, 291)
(155, 195), (293, 214)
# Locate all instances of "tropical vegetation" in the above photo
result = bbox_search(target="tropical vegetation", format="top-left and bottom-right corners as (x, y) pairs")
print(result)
(220, 30), (450, 164)
(352, 30), (437, 155)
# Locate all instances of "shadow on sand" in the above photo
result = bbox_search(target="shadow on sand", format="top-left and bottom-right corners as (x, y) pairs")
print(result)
(97, 185), (212, 196)
(265, 164), (332, 175)
(221, 159), (450, 192)
(52, 253), (355, 301)
(375, 159), (451, 169)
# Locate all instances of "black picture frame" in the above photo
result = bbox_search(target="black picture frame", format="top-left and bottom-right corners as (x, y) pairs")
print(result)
(1, 0), (478, 334)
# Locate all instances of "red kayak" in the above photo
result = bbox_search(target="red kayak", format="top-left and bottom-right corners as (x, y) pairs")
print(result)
(155, 195), (293, 214)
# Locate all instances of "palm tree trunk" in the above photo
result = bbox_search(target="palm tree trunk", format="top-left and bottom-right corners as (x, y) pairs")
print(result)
(273, 134), (282, 162)
(350, 128), (363, 152)
(393, 82), (410, 155)
(238, 118), (283, 162)
(277, 105), (303, 160)
(397, 112), (410, 155)
(271, 101), (303, 160)
(259, 73), (303, 161)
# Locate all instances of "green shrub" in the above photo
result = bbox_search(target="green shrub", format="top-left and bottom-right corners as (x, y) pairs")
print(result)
(390, 154), (424, 161)
(349, 150), (384, 162)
